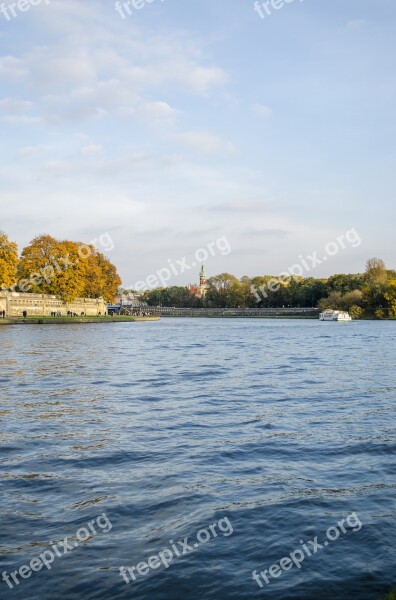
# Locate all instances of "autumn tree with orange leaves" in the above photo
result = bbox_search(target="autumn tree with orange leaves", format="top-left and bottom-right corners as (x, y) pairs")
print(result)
(0, 231), (19, 289)
(17, 234), (121, 302)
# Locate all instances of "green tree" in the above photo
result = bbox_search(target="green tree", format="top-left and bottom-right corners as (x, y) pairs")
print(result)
(349, 305), (363, 319)
(143, 286), (204, 307)
(318, 289), (363, 312)
(384, 280), (396, 317)
(206, 273), (246, 307)
(361, 284), (387, 314)
(298, 279), (328, 307)
(249, 275), (277, 307)
(318, 291), (344, 312)
(365, 258), (387, 286)
(327, 273), (364, 294)
(341, 290), (363, 309)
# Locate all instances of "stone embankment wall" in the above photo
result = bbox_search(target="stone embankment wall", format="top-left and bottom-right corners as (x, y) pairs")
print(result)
(143, 307), (319, 318)
(0, 292), (107, 317)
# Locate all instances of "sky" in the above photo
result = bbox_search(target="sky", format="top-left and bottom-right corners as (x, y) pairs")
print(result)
(0, 0), (395, 288)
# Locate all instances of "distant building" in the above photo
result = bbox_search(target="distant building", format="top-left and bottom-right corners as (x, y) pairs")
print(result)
(116, 291), (145, 307)
(0, 291), (107, 317)
(108, 290), (148, 314)
(188, 264), (208, 298)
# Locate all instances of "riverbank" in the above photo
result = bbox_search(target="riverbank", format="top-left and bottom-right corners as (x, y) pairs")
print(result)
(139, 307), (395, 320)
(160, 314), (318, 319)
(147, 307), (319, 318)
(0, 316), (160, 325)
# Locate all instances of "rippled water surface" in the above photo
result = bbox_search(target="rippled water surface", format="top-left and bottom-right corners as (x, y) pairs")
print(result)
(0, 318), (395, 600)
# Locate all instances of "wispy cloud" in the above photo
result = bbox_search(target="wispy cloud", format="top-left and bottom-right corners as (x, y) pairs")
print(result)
(176, 131), (234, 154)
(252, 103), (272, 118)
(0, 3), (229, 128)
(3, 115), (42, 125)
(347, 19), (366, 30)
(81, 144), (103, 155)
(0, 97), (32, 114)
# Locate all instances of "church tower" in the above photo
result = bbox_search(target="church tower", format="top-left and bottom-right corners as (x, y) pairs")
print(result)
(199, 264), (207, 297)
(199, 264), (206, 287)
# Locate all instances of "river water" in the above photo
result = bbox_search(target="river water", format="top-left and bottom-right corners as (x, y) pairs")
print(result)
(0, 318), (395, 600)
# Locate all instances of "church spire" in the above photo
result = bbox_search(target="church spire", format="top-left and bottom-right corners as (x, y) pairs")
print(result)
(199, 264), (207, 293)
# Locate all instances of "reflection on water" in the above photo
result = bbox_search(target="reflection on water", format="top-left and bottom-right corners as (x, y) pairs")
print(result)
(0, 319), (395, 600)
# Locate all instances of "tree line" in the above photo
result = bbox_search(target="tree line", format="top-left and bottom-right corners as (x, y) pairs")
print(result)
(2, 228), (394, 317)
(0, 231), (121, 302)
(139, 258), (396, 319)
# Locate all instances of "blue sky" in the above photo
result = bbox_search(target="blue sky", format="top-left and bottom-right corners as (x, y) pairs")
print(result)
(0, 0), (395, 287)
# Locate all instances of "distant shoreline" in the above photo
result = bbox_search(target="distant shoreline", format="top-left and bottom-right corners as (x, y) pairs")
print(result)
(158, 314), (318, 319)
(139, 307), (395, 320)
(0, 315), (393, 325)
(158, 315), (394, 320)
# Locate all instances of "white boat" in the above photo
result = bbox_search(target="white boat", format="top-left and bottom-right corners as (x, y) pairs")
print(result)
(319, 309), (352, 321)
